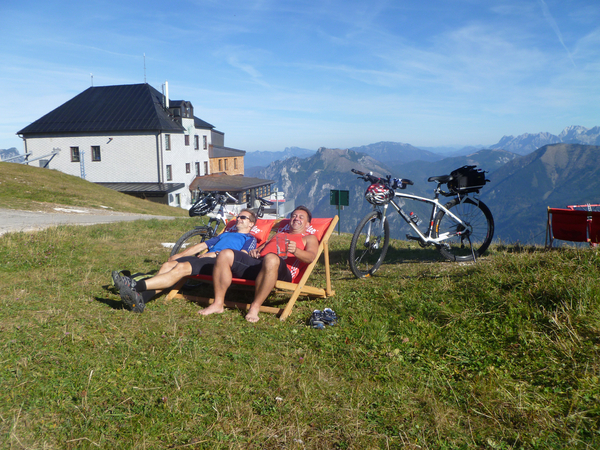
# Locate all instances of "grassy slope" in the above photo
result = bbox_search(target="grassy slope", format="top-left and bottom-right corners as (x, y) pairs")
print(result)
(0, 164), (599, 449)
(0, 162), (188, 216)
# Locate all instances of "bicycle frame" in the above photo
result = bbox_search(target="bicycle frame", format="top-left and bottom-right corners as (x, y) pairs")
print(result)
(192, 192), (238, 239)
(372, 185), (480, 248)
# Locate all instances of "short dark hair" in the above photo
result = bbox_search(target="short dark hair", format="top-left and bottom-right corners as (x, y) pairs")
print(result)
(292, 205), (312, 223)
(240, 209), (257, 224)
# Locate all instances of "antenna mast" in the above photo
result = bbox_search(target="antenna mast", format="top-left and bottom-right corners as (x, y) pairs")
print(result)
(91, 73), (93, 86)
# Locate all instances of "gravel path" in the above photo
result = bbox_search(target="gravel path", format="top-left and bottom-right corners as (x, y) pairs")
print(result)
(0, 207), (177, 236)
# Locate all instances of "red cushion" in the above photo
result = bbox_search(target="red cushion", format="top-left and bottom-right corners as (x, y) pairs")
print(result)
(224, 218), (275, 246)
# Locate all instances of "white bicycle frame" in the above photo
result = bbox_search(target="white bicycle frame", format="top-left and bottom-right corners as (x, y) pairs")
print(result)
(373, 189), (480, 246)
(205, 192), (239, 232)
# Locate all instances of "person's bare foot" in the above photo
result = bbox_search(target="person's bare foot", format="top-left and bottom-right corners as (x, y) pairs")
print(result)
(198, 303), (224, 316)
(245, 311), (260, 323)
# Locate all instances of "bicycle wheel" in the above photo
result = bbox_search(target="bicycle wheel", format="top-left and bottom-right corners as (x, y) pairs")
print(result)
(349, 211), (390, 278)
(433, 197), (494, 262)
(170, 227), (212, 257)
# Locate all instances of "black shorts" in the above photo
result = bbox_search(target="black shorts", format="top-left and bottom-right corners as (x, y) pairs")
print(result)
(176, 256), (216, 276)
(229, 250), (292, 282)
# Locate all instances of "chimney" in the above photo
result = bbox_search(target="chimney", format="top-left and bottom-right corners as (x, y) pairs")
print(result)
(165, 81), (169, 109)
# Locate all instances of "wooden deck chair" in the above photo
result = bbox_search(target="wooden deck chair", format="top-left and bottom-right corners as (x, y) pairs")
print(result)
(166, 215), (338, 320)
(545, 207), (590, 248)
(589, 211), (600, 246)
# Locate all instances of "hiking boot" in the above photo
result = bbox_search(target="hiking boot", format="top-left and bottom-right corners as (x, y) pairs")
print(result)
(120, 285), (145, 313)
(112, 271), (136, 291)
(322, 308), (338, 326)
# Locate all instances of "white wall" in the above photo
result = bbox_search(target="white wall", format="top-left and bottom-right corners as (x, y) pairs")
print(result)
(25, 132), (160, 182)
(23, 118), (218, 210)
(161, 118), (212, 208)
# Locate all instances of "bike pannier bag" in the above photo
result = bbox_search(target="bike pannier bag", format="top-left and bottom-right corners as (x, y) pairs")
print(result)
(447, 165), (488, 193)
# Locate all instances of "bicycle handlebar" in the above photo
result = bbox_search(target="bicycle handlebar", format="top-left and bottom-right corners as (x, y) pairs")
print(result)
(351, 168), (414, 188)
(257, 196), (274, 206)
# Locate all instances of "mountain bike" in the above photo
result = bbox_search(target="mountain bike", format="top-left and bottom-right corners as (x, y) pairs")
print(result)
(349, 166), (494, 278)
(169, 191), (273, 257)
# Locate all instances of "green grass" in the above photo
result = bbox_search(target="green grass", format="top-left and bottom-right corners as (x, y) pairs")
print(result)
(0, 162), (188, 216)
(1, 218), (599, 449)
(1, 164), (599, 448)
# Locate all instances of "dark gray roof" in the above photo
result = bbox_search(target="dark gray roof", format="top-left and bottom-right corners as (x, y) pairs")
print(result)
(97, 182), (185, 197)
(194, 116), (215, 129)
(18, 84), (193, 135)
(210, 146), (246, 158)
(190, 175), (273, 193)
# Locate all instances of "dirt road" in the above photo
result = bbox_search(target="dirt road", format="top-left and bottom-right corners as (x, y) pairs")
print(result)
(0, 207), (176, 236)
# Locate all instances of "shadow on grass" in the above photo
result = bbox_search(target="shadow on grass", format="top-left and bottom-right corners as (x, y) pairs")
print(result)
(95, 288), (127, 311)
(328, 241), (445, 267)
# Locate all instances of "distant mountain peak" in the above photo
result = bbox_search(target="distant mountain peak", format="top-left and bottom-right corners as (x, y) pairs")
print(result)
(490, 126), (600, 154)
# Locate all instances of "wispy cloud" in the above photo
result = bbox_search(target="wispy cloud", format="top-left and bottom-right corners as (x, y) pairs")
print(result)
(538, 0), (576, 68)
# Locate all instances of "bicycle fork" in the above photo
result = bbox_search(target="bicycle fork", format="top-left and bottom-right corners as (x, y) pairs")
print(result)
(363, 207), (387, 250)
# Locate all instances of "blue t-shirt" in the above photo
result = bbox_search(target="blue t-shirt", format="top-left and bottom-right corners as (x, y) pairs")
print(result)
(205, 232), (257, 253)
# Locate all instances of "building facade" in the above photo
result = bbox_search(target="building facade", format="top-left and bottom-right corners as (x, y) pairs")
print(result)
(17, 83), (247, 209)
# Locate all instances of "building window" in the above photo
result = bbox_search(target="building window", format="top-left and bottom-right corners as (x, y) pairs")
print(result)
(218, 159), (222, 171)
(91, 146), (101, 161)
(71, 147), (80, 162)
(166, 165), (172, 181)
(195, 162), (200, 176)
(186, 163), (191, 174)
(185, 135), (190, 146)
(194, 135), (199, 150)
(204, 161), (208, 175)
(165, 134), (171, 151)
(203, 136), (207, 150)
(224, 159), (228, 171)
(234, 158), (237, 170)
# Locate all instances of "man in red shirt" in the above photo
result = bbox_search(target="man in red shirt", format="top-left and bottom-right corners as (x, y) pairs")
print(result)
(201, 206), (318, 323)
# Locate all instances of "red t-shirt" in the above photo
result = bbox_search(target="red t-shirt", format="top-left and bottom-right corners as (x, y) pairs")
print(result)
(260, 233), (307, 282)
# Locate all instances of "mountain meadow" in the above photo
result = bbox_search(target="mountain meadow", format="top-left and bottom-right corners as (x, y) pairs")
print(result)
(1, 162), (600, 449)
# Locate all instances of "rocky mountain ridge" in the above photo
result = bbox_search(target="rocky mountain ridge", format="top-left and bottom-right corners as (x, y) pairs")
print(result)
(258, 143), (600, 244)
(489, 126), (600, 155)
(245, 125), (600, 170)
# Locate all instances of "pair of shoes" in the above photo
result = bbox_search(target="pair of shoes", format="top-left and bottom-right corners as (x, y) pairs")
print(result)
(309, 308), (338, 329)
(112, 270), (136, 291)
(120, 285), (145, 313)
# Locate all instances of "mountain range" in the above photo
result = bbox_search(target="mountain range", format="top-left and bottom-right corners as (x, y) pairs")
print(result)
(246, 125), (600, 170)
(0, 147), (20, 161)
(256, 142), (600, 245)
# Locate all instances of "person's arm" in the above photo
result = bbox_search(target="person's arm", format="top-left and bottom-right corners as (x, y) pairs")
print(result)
(288, 234), (318, 264)
(169, 241), (209, 261)
(248, 237), (269, 258)
(240, 235), (258, 254)
(169, 235), (220, 261)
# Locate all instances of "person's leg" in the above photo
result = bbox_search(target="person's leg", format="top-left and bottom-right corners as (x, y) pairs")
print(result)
(245, 253), (283, 323)
(199, 250), (236, 315)
(142, 261), (193, 292)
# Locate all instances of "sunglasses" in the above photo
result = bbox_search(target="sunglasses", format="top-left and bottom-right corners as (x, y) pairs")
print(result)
(237, 215), (251, 221)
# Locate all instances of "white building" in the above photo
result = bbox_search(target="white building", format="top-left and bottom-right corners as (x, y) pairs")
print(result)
(17, 83), (240, 208)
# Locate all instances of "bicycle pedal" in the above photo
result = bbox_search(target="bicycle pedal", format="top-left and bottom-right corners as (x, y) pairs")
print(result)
(406, 234), (421, 241)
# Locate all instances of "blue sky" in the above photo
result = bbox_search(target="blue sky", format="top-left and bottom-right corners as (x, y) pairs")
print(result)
(1, 0), (599, 153)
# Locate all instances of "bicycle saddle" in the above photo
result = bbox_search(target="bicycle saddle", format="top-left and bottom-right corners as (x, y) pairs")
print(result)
(428, 175), (453, 183)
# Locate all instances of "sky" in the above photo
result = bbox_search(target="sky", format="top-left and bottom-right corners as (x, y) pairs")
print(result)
(1, 0), (599, 153)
